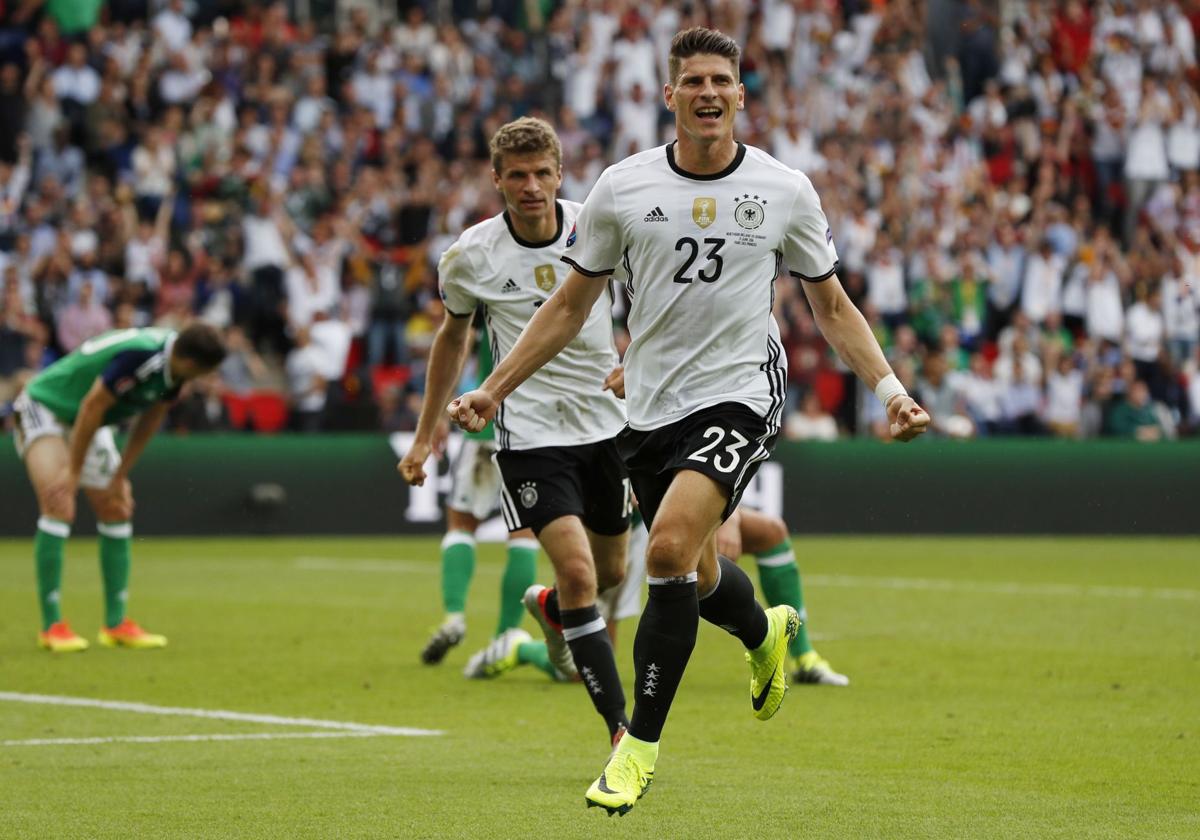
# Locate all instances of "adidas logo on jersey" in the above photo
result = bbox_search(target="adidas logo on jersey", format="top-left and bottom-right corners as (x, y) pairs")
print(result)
(643, 206), (669, 222)
(501, 278), (520, 294)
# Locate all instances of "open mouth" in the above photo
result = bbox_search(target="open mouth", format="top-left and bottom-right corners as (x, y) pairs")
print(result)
(695, 106), (723, 123)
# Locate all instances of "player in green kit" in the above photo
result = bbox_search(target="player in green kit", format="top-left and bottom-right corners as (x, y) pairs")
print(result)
(12, 324), (226, 652)
(399, 322), (543, 673)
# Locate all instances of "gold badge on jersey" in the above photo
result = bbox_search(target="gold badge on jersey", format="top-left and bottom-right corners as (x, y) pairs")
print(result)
(534, 264), (557, 292)
(693, 197), (717, 229)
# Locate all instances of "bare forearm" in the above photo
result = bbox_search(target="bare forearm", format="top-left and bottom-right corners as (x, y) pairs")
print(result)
(117, 405), (166, 477)
(811, 297), (892, 389)
(415, 325), (472, 442)
(69, 403), (106, 477)
(481, 292), (587, 402)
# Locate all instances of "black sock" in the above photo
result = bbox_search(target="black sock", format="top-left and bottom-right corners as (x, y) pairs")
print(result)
(698, 556), (769, 650)
(628, 575), (698, 743)
(561, 605), (627, 739)
(544, 588), (562, 626)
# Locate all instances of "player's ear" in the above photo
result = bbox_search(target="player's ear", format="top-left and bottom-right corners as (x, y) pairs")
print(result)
(737, 82), (746, 111)
(664, 83), (675, 112)
(491, 168), (501, 190)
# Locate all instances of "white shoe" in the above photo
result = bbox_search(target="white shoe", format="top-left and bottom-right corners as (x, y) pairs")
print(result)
(522, 585), (576, 680)
(463, 628), (532, 679)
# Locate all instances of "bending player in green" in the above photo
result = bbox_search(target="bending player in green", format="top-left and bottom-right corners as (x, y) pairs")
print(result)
(12, 324), (226, 652)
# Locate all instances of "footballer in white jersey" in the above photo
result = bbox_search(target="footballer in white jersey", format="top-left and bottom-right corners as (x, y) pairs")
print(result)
(408, 118), (634, 747)
(447, 31), (928, 816)
(563, 142), (837, 437)
(438, 199), (627, 453)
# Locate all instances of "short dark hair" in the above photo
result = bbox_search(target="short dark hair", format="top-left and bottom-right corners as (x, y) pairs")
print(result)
(173, 322), (227, 369)
(668, 27), (741, 84)
(489, 117), (562, 174)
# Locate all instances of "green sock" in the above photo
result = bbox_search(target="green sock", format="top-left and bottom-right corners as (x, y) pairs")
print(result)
(755, 540), (813, 657)
(441, 531), (476, 615)
(35, 517), (69, 631)
(496, 537), (538, 635)
(98, 522), (133, 628)
(516, 640), (559, 680)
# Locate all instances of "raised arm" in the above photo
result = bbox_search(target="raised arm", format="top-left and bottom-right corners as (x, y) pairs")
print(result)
(397, 312), (474, 486)
(448, 268), (608, 432)
(801, 274), (928, 441)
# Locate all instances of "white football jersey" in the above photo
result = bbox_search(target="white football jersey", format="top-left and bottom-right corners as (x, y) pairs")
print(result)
(439, 200), (626, 450)
(563, 142), (839, 432)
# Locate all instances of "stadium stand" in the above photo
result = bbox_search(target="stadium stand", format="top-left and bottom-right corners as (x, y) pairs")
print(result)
(0, 0), (1198, 439)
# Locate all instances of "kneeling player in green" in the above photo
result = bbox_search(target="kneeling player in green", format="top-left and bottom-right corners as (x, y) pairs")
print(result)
(12, 324), (226, 652)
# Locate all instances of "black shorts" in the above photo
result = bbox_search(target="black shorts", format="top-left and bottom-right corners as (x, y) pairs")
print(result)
(494, 438), (632, 536)
(617, 402), (776, 528)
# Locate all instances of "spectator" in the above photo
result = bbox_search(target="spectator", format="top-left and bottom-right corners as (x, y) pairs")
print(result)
(1043, 355), (1086, 438)
(1107, 379), (1163, 440)
(286, 325), (326, 433)
(55, 278), (110, 352)
(1021, 238), (1065, 327)
(1125, 284), (1165, 394)
(785, 390), (838, 442)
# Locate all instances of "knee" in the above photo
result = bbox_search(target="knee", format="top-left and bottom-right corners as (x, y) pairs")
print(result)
(40, 496), (75, 523)
(596, 559), (625, 592)
(92, 493), (132, 522)
(555, 555), (597, 603)
(645, 527), (693, 578)
(764, 516), (789, 548)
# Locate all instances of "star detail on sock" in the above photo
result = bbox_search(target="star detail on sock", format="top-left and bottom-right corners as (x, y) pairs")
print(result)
(643, 663), (660, 697)
(580, 665), (603, 695)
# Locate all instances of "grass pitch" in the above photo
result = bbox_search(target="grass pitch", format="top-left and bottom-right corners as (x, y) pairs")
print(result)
(0, 535), (1196, 839)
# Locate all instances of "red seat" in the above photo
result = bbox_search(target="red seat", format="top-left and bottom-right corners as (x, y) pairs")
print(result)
(814, 369), (845, 413)
(247, 391), (289, 433)
(222, 393), (250, 430)
(343, 337), (364, 378)
(370, 364), (411, 396)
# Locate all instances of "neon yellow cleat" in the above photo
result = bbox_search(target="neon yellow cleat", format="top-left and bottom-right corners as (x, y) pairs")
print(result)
(585, 733), (657, 816)
(792, 650), (850, 686)
(98, 618), (167, 649)
(38, 621), (89, 653)
(462, 628), (531, 679)
(746, 605), (799, 721)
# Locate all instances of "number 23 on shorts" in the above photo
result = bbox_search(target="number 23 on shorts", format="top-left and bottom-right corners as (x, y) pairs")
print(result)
(687, 426), (749, 473)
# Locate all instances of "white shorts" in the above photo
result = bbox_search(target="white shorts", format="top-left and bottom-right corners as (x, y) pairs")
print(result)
(598, 518), (647, 624)
(12, 391), (122, 490)
(447, 437), (501, 521)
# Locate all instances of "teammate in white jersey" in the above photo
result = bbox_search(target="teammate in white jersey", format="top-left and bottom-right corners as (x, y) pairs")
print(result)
(400, 118), (634, 746)
(449, 30), (928, 815)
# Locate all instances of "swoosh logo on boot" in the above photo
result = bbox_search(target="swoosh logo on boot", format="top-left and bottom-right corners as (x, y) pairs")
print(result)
(752, 666), (777, 711)
(597, 773), (619, 795)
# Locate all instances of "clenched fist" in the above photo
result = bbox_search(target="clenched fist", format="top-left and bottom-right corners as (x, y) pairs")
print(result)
(886, 395), (930, 442)
(447, 389), (498, 433)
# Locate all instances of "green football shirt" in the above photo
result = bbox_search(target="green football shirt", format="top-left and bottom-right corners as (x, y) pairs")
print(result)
(27, 328), (181, 426)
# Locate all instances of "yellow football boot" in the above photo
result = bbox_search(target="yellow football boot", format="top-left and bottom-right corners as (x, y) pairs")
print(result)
(747, 605), (799, 720)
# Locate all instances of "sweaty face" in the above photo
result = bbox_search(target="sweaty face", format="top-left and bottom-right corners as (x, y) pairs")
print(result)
(666, 53), (744, 144)
(492, 152), (561, 225)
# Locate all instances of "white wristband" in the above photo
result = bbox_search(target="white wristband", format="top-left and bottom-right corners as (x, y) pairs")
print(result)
(874, 373), (907, 407)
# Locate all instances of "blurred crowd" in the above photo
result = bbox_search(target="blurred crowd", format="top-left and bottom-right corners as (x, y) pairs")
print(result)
(0, 0), (1198, 440)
